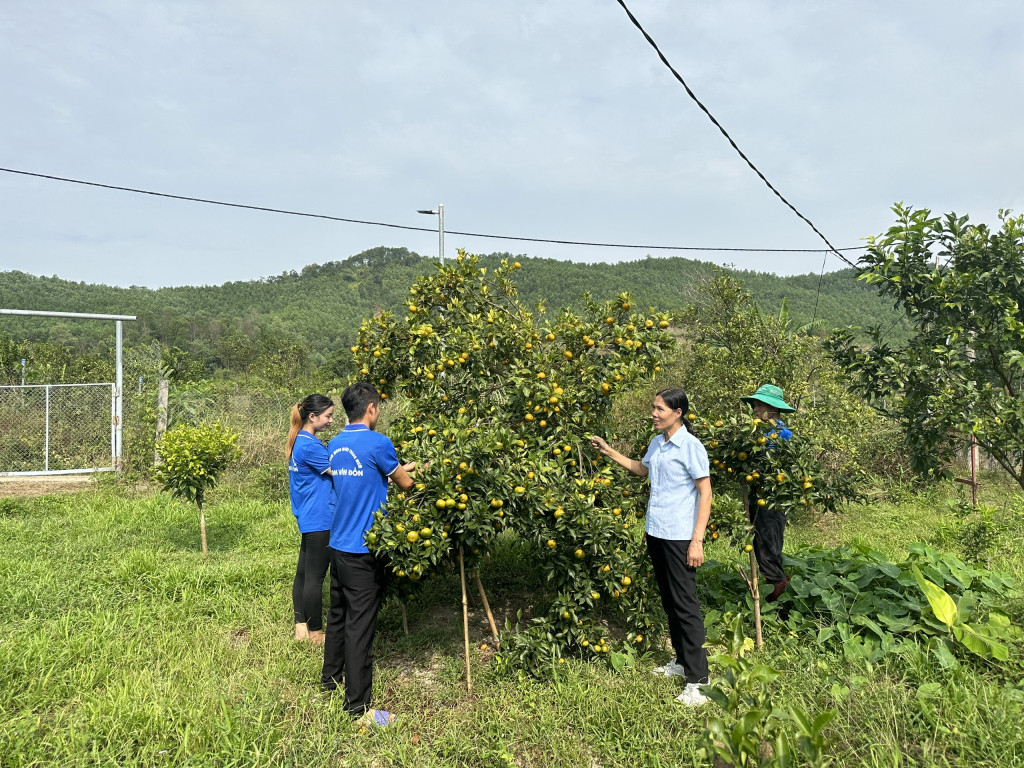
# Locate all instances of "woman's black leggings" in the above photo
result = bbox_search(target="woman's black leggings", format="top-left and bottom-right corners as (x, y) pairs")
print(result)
(292, 530), (331, 631)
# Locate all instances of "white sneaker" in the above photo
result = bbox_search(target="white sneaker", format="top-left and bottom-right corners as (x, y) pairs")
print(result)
(652, 659), (686, 678)
(675, 682), (710, 706)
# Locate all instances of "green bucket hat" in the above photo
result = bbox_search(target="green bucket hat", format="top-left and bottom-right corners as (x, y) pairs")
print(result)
(741, 384), (796, 413)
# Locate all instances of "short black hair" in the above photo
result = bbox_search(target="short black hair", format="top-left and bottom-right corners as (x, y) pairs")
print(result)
(342, 382), (380, 421)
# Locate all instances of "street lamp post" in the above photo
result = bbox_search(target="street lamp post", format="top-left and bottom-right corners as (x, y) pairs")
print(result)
(417, 203), (445, 265)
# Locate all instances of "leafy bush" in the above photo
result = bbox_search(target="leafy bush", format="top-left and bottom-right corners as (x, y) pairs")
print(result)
(702, 543), (1022, 668)
(829, 205), (1024, 490)
(641, 270), (907, 480)
(154, 421), (239, 554)
(702, 614), (837, 768)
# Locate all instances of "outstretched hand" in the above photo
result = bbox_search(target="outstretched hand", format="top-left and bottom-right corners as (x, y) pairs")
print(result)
(590, 435), (611, 455)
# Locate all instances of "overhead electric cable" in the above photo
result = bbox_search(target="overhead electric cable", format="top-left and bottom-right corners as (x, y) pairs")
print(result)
(0, 166), (865, 256)
(612, 0), (860, 331)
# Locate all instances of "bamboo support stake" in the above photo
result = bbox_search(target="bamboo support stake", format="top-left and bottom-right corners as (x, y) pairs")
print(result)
(459, 547), (473, 692)
(742, 483), (762, 648)
(749, 549), (763, 649)
(473, 569), (500, 646)
(198, 497), (208, 556)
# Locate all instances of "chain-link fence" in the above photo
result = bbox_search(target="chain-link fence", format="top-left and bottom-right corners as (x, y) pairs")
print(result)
(0, 383), (115, 474)
(166, 384), (297, 468)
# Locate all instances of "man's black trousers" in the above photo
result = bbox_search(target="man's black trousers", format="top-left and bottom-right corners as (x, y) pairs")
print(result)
(292, 530), (331, 631)
(321, 549), (388, 716)
(749, 503), (787, 585)
(646, 535), (709, 684)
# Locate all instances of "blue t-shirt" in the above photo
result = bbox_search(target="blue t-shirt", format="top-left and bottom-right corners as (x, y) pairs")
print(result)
(327, 425), (400, 553)
(289, 431), (335, 533)
(641, 428), (710, 541)
(770, 420), (793, 443)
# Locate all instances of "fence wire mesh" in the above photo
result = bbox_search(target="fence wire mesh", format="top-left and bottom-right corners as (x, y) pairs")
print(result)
(167, 384), (296, 468)
(0, 383), (114, 474)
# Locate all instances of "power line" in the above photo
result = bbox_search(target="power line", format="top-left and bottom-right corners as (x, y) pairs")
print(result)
(612, 0), (859, 330)
(612, 0), (854, 267)
(0, 166), (865, 256)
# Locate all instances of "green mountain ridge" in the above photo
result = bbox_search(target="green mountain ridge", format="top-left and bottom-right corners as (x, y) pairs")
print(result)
(1, 247), (902, 374)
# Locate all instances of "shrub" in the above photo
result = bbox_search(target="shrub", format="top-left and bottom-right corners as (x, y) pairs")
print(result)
(154, 422), (239, 554)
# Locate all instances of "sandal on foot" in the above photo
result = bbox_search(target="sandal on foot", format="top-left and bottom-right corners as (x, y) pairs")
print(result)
(357, 709), (397, 728)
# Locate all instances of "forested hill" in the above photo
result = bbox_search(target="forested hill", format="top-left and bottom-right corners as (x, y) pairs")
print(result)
(0, 247), (900, 372)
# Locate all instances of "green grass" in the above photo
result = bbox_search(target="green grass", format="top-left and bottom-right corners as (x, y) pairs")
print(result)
(2, 478), (1024, 767)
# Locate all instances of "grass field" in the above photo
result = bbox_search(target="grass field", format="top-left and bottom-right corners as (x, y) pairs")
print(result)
(1, 474), (1023, 767)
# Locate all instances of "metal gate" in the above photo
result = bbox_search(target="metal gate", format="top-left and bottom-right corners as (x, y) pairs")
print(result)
(0, 383), (117, 475)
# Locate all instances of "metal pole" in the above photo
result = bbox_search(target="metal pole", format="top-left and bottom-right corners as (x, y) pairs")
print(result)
(438, 203), (445, 265)
(44, 385), (50, 472)
(115, 320), (123, 472)
(110, 384), (117, 468)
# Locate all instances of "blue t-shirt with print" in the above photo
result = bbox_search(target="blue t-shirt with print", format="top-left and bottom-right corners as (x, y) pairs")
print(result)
(327, 425), (400, 553)
(289, 431), (335, 533)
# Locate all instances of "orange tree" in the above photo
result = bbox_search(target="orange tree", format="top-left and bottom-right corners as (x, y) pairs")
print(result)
(698, 411), (859, 535)
(693, 409), (861, 644)
(351, 251), (675, 675)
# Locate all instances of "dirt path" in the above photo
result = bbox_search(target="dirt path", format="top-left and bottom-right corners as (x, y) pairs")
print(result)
(0, 475), (96, 498)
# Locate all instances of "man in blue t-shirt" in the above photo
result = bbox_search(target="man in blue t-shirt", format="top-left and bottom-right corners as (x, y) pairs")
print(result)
(321, 382), (416, 722)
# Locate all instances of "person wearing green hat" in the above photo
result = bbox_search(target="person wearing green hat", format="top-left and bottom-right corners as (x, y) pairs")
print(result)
(740, 384), (795, 603)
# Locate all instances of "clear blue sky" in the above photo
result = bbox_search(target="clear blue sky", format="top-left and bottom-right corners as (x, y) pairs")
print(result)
(3, 1), (1022, 287)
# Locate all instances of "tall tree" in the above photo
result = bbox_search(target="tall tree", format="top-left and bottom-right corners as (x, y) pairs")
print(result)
(830, 205), (1024, 489)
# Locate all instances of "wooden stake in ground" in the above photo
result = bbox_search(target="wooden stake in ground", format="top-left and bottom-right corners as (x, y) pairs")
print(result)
(458, 547), (473, 692)
(472, 569), (500, 646)
(400, 603), (409, 637)
(748, 548), (762, 649)
(741, 484), (762, 648)
(153, 379), (169, 466)
(197, 495), (208, 556)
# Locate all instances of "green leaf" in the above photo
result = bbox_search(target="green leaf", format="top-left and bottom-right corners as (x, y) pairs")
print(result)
(851, 614), (887, 640)
(811, 710), (837, 734)
(953, 624), (1009, 661)
(912, 565), (958, 629)
(916, 682), (943, 707)
(930, 637), (959, 669)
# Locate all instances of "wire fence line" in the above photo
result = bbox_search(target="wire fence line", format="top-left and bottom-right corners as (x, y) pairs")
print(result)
(163, 383), (297, 468)
(0, 377), (302, 476)
(0, 383), (116, 475)
(0, 375), (1006, 486)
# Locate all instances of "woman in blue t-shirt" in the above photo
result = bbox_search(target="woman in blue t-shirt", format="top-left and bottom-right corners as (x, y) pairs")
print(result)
(591, 388), (713, 706)
(287, 393), (336, 643)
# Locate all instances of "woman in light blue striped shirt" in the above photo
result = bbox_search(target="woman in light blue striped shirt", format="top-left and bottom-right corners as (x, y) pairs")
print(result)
(591, 388), (713, 706)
